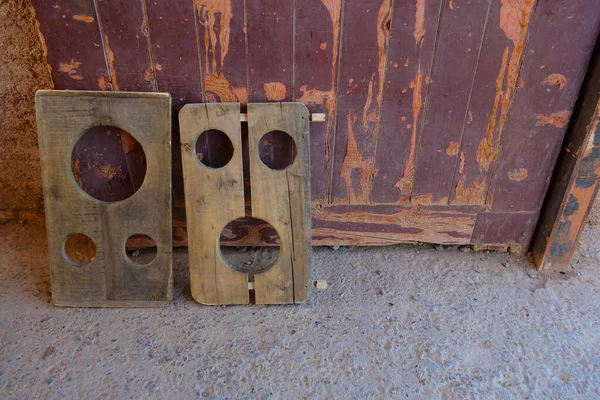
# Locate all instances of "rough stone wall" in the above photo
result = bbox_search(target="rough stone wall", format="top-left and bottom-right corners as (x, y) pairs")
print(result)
(0, 0), (53, 215)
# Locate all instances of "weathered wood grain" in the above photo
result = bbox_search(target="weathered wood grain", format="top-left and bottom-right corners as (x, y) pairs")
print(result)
(487, 0), (600, 212)
(533, 43), (600, 270)
(36, 90), (172, 307)
(179, 103), (249, 305)
(312, 202), (479, 245)
(331, 0), (393, 204)
(371, 0), (441, 204)
(95, 0), (157, 91)
(294, 0), (342, 202)
(248, 103), (311, 303)
(412, 0), (491, 205)
(194, 0), (248, 103)
(31, 0), (108, 90)
(246, 0), (294, 103)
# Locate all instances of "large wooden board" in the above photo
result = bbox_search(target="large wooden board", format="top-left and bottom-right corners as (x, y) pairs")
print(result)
(179, 102), (311, 304)
(247, 103), (312, 304)
(36, 90), (172, 307)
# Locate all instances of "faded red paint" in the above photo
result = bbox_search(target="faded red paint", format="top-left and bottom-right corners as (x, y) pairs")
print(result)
(195, 0), (246, 103)
(508, 167), (528, 181)
(97, 165), (127, 182)
(72, 14), (94, 23)
(477, 47), (509, 172)
(57, 59), (83, 80)
(543, 73), (568, 90)
(414, 0), (426, 46)
(395, 64), (423, 199)
(445, 141), (459, 156)
(339, 112), (377, 204)
(535, 110), (572, 128)
(103, 35), (119, 90)
(263, 82), (287, 101)
(97, 76), (110, 90)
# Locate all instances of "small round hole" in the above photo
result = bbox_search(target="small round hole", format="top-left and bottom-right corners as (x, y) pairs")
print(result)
(258, 130), (297, 170)
(195, 129), (234, 168)
(63, 233), (97, 266)
(71, 126), (147, 202)
(125, 234), (157, 265)
(219, 217), (280, 280)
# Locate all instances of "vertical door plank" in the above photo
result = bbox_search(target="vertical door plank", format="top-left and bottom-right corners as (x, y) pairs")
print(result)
(146, 0), (203, 107)
(411, 0), (491, 204)
(372, 0), (441, 203)
(36, 90), (172, 307)
(248, 103), (311, 304)
(195, 0), (248, 103)
(246, 0), (294, 102)
(331, 0), (393, 204)
(95, 0), (157, 91)
(294, 0), (342, 203)
(448, 0), (536, 205)
(31, 0), (109, 90)
(487, 0), (600, 212)
(179, 103), (249, 305)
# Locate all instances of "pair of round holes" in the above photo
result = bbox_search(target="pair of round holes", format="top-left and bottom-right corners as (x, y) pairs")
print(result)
(63, 233), (157, 266)
(71, 126), (297, 203)
(196, 129), (297, 170)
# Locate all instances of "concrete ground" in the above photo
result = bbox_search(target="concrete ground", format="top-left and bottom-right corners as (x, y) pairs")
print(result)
(1, 218), (599, 399)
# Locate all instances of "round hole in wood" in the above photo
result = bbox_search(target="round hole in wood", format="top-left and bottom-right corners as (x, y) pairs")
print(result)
(63, 233), (97, 266)
(258, 130), (297, 170)
(219, 217), (280, 280)
(125, 234), (157, 265)
(71, 126), (147, 202)
(195, 129), (234, 168)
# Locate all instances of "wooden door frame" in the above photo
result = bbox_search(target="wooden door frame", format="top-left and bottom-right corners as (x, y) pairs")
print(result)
(532, 39), (600, 270)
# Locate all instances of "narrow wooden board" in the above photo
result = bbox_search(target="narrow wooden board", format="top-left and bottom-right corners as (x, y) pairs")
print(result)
(411, 0), (491, 204)
(533, 43), (600, 270)
(311, 203), (479, 245)
(247, 103), (311, 304)
(371, 0), (441, 204)
(246, 0), (294, 103)
(330, 0), (392, 204)
(36, 90), (172, 307)
(294, 0), (342, 203)
(146, 0), (203, 107)
(194, 0), (248, 103)
(178, 103), (249, 305)
(94, 0), (157, 91)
